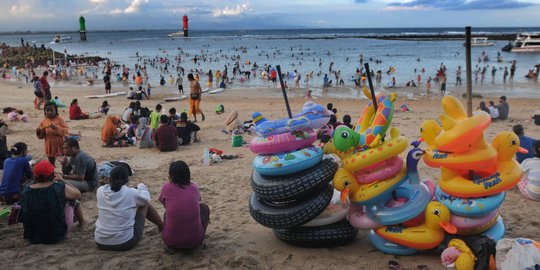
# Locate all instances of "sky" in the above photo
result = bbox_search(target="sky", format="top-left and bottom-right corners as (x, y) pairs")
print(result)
(1, 0), (539, 31)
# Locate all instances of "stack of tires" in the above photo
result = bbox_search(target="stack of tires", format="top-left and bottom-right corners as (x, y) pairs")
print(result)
(248, 129), (358, 248)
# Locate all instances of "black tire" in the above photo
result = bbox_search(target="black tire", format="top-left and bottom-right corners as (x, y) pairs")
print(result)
(273, 219), (358, 248)
(249, 184), (333, 229)
(251, 159), (338, 202)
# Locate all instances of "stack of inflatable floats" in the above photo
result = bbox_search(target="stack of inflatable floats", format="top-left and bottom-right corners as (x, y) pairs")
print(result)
(248, 101), (359, 247)
(421, 96), (524, 247)
(325, 89), (445, 255)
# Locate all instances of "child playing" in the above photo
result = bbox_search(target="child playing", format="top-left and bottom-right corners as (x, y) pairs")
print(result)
(159, 160), (210, 253)
(35, 102), (69, 165)
(99, 100), (110, 115)
(0, 142), (32, 205)
(149, 104), (162, 130)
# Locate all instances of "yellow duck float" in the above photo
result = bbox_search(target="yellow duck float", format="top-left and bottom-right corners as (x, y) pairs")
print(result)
(439, 131), (525, 198)
(375, 201), (457, 250)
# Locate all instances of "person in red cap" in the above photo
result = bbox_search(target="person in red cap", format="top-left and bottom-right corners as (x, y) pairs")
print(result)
(20, 160), (81, 244)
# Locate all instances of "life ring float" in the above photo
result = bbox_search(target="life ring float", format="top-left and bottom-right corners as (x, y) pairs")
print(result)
(348, 204), (382, 229)
(481, 216), (505, 241)
(451, 210), (499, 235)
(439, 132), (524, 198)
(334, 166), (408, 206)
(433, 96), (491, 153)
(333, 89), (396, 152)
(249, 130), (317, 155)
(341, 127), (408, 172)
(303, 189), (349, 227)
(375, 201), (457, 250)
(252, 146), (323, 176)
(368, 230), (418, 255)
(366, 180), (432, 225)
(423, 140), (498, 173)
(353, 156), (403, 184)
(435, 186), (505, 217)
(252, 101), (330, 137)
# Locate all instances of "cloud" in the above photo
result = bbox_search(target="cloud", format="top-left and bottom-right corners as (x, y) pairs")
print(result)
(212, 3), (252, 17)
(386, 0), (536, 10)
(125, 0), (148, 13)
(89, 0), (108, 4)
(10, 3), (32, 15)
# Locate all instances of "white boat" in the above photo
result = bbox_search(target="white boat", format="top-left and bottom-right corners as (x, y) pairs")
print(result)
(168, 32), (186, 37)
(510, 33), (540, 52)
(51, 35), (72, 44)
(470, 37), (495, 47)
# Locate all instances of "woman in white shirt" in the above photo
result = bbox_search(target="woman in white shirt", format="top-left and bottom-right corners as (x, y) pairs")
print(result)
(95, 166), (163, 251)
(488, 101), (499, 120)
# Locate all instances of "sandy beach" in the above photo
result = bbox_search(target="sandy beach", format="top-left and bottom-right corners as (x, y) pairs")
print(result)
(1, 78), (540, 270)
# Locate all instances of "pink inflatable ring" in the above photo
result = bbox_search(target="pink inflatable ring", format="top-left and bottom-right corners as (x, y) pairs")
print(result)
(354, 156), (403, 184)
(451, 210), (499, 236)
(249, 130), (317, 155)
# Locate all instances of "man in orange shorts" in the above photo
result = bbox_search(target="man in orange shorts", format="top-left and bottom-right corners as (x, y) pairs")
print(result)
(187, 73), (205, 122)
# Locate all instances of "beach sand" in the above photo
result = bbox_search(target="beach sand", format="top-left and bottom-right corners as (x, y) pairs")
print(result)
(1, 79), (539, 270)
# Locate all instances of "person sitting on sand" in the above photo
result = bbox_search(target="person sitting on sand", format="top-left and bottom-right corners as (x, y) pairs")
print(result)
(69, 99), (89, 120)
(176, 112), (200, 145)
(99, 100), (110, 115)
(153, 115), (178, 152)
(101, 116), (130, 147)
(21, 160), (82, 244)
(513, 124), (538, 163)
(159, 160), (209, 253)
(149, 104), (162, 130)
(488, 101), (499, 120)
(121, 102), (136, 124)
(496, 95), (509, 120)
(478, 101), (490, 114)
(95, 166), (163, 251)
(342, 114), (353, 129)
(522, 141), (540, 187)
(127, 115), (139, 140)
(57, 138), (98, 193)
(0, 142), (32, 205)
(135, 117), (153, 149)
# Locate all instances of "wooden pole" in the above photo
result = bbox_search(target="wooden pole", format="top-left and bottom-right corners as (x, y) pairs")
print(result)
(465, 26), (473, 117)
(276, 65), (293, 118)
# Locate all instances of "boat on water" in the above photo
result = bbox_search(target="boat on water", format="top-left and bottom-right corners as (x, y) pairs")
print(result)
(502, 33), (540, 52)
(469, 37), (495, 47)
(51, 35), (72, 44)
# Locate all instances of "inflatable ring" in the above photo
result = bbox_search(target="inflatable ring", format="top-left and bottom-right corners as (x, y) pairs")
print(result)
(527, 184), (540, 201)
(303, 189), (350, 227)
(435, 96), (491, 153)
(368, 230), (418, 255)
(348, 204), (382, 230)
(274, 219), (358, 248)
(423, 144), (497, 173)
(342, 127), (408, 172)
(252, 101), (330, 137)
(249, 130), (317, 155)
(334, 166), (407, 206)
(435, 186), (505, 217)
(252, 146), (323, 176)
(367, 181), (432, 225)
(248, 184), (333, 229)
(354, 156), (404, 184)
(451, 210), (499, 235)
(251, 158), (337, 202)
(481, 216), (505, 241)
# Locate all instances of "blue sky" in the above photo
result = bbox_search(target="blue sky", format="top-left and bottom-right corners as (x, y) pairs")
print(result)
(1, 0), (539, 31)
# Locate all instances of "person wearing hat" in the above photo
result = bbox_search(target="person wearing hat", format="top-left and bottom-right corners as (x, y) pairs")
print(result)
(21, 160), (81, 244)
(176, 112), (200, 145)
(497, 96), (509, 120)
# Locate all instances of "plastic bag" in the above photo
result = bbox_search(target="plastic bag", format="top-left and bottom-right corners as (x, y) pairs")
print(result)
(496, 238), (540, 270)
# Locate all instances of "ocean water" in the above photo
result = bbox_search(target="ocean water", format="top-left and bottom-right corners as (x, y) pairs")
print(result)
(1, 27), (539, 98)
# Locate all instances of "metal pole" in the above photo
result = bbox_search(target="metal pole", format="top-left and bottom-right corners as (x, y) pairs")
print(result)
(364, 63), (378, 112)
(276, 65), (293, 118)
(465, 26), (473, 117)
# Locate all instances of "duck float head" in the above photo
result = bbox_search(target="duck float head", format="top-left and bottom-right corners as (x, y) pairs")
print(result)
(419, 119), (442, 147)
(333, 168), (360, 203)
(492, 131), (527, 161)
(375, 201), (457, 250)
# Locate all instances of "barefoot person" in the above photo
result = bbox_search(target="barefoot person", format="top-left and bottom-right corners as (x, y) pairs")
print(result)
(36, 102), (68, 165)
(187, 73), (205, 122)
